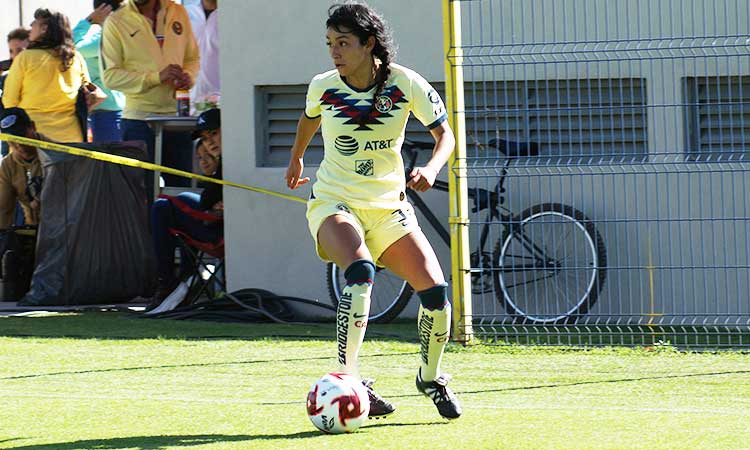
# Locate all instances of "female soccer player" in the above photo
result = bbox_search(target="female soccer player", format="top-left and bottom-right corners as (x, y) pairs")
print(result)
(285, 2), (461, 420)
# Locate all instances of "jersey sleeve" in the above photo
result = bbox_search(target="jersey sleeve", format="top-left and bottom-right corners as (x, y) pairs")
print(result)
(410, 72), (447, 129)
(304, 75), (323, 119)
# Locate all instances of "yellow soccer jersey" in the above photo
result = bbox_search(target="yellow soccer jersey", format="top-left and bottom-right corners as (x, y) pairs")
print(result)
(305, 63), (447, 209)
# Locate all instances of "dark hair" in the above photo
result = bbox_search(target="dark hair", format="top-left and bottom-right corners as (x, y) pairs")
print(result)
(327, 2), (396, 113)
(27, 8), (76, 72)
(7, 27), (30, 42)
(93, 0), (123, 10)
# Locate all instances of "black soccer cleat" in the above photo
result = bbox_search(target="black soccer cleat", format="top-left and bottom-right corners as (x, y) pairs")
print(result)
(362, 378), (396, 418)
(416, 371), (462, 419)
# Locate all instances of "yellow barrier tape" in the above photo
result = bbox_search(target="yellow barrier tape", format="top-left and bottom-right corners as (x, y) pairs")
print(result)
(0, 132), (306, 204)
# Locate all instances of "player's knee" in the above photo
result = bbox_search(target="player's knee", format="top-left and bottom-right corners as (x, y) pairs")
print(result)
(418, 283), (449, 311)
(344, 259), (375, 285)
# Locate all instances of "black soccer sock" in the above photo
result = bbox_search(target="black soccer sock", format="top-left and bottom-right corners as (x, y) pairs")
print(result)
(337, 259), (375, 377)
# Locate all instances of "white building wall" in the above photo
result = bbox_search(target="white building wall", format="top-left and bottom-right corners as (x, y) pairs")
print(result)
(0, 1), (90, 60)
(219, 0), (447, 318)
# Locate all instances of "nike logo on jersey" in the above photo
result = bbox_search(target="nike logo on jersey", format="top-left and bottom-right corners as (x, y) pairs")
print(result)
(353, 313), (367, 319)
(130, 30), (140, 37)
(320, 85), (408, 131)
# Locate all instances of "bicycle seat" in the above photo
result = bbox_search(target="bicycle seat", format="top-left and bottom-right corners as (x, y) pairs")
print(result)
(488, 138), (540, 158)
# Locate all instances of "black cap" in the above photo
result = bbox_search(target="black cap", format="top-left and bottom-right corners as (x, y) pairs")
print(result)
(0, 107), (33, 137)
(191, 108), (221, 140)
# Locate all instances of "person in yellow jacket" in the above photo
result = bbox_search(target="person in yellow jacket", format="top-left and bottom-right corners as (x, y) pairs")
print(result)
(101, 0), (200, 195)
(1, 9), (91, 143)
(0, 108), (44, 228)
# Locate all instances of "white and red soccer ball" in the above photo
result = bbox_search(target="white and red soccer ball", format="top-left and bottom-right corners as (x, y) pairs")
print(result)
(306, 372), (369, 434)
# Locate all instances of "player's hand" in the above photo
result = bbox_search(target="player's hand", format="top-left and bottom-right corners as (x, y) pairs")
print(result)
(87, 4), (112, 25)
(285, 157), (310, 190)
(407, 166), (438, 192)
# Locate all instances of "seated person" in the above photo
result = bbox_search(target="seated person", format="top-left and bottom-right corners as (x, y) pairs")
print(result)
(148, 108), (223, 310)
(0, 107), (44, 229)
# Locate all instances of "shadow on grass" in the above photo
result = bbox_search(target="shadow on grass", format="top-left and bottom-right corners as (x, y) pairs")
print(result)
(452, 369), (750, 396)
(0, 351), (419, 381)
(0, 312), (417, 343)
(6, 424), (449, 449)
(3, 433), (321, 450)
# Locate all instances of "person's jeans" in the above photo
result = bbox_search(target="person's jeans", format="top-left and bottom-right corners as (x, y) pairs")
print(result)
(121, 119), (193, 202)
(150, 192), (221, 282)
(89, 110), (122, 143)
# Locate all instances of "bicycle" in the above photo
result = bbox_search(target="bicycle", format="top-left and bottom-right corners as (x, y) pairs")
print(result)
(326, 138), (607, 324)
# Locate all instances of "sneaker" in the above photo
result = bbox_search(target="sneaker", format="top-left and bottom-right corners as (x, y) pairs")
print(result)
(361, 378), (396, 418)
(143, 282), (188, 315)
(416, 372), (462, 419)
(145, 278), (179, 312)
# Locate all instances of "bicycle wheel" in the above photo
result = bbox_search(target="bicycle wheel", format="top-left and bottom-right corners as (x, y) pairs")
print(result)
(326, 262), (414, 323)
(492, 203), (607, 324)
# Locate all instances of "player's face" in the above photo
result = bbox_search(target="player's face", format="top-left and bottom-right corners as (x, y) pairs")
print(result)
(8, 38), (29, 60)
(326, 27), (373, 78)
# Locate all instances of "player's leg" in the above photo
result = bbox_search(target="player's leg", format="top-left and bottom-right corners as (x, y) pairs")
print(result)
(317, 213), (373, 378)
(317, 213), (396, 417)
(378, 230), (462, 419)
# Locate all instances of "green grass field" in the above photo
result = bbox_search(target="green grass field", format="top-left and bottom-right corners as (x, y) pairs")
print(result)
(1, 312), (749, 450)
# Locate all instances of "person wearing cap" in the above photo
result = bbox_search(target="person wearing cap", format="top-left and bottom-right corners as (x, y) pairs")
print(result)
(147, 108), (223, 311)
(0, 107), (44, 228)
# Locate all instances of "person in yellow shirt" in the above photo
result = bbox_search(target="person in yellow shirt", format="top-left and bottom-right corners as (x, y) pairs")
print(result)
(1, 9), (91, 143)
(101, 0), (200, 196)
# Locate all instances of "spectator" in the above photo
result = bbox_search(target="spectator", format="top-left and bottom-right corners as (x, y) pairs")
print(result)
(0, 107), (44, 229)
(148, 108), (223, 310)
(101, 0), (200, 194)
(185, 0), (219, 115)
(1, 9), (94, 143)
(72, 0), (126, 142)
(1, 27), (31, 156)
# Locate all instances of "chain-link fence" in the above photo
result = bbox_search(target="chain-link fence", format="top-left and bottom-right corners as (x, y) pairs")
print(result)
(450, 0), (750, 347)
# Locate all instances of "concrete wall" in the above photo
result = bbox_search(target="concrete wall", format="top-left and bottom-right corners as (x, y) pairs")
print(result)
(219, 0), (749, 323)
(219, 0), (447, 319)
(0, 1), (90, 60)
(0, 0), (198, 60)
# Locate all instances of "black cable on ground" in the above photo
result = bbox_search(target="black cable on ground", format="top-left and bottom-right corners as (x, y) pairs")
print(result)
(140, 288), (335, 324)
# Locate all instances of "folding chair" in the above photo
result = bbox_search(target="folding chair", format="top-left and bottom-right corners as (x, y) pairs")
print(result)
(158, 194), (225, 306)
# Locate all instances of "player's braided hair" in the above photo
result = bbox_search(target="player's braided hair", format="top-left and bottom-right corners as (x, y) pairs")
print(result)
(327, 2), (396, 115)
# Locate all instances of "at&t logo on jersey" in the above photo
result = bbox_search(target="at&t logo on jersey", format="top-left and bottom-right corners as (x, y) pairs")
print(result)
(334, 135), (359, 156)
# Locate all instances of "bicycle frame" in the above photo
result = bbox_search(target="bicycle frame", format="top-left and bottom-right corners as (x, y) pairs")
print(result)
(402, 140), (559, 276)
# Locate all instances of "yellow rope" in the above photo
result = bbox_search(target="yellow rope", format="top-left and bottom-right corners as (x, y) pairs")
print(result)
(0, 133), (306, 204)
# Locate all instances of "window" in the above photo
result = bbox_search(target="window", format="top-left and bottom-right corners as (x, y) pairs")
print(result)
(684, 76), (749, 162)
(464, 78), (648, 164)
(257, 78), (649, 167)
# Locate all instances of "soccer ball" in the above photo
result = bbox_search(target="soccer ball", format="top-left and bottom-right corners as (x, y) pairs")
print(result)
(306, 372), (370, 434)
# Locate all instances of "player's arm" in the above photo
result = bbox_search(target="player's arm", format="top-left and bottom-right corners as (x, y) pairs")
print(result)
(285, 113), (321, 190)
(407, 122), (455, 192)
